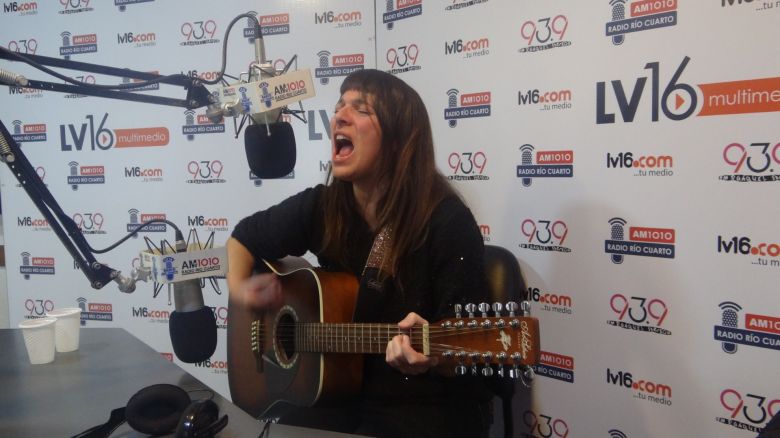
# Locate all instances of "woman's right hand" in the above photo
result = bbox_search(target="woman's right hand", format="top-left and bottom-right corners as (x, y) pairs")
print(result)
(237, 272), (283, 311)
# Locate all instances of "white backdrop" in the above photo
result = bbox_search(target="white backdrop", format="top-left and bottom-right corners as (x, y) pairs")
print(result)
(1, 1), (779, 437)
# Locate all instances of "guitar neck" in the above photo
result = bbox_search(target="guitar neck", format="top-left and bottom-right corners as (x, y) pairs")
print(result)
(295, 323), (428, 355)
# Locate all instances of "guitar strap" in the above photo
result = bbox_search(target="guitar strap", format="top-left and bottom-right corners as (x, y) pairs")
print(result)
(353, 226), (392, 323)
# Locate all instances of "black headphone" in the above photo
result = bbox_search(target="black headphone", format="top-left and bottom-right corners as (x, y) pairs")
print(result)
(72, 384), (228, 438)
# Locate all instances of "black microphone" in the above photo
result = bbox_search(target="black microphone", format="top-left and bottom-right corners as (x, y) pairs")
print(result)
(169, 238), (217, 363)
(244, 122), (296, 178)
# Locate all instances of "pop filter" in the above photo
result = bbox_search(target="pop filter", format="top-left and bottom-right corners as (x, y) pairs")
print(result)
(244, 122), (296, 179)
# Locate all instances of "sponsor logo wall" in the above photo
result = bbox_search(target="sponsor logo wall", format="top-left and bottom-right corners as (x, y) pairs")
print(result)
(1, 1), (778, 437)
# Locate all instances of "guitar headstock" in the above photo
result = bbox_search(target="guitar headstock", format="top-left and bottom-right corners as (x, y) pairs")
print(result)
(429, 301), (540, 379)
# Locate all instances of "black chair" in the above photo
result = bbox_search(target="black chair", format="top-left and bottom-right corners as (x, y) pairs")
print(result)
(483, 244), (528, 438)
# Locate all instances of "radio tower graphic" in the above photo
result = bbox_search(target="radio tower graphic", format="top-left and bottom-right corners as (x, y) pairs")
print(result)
(609, 0), (627, 45)
(446, 89), (459, 128)
(718, 301), (742, 354)
(519, 144), (534, 187)
(608, 218), (627, 264)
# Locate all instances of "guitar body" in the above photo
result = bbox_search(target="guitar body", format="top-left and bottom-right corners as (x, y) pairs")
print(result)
(227, 258), (361, 419)
(228, 258), (542, 421)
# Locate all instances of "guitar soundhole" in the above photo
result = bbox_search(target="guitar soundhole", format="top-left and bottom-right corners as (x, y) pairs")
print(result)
(275, 312), (297, 365)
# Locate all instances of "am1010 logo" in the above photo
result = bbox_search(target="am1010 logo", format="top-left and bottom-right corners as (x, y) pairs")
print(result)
(608, 293), (670, 335)
(444, 89), (491, 127)
(717, 388), (780, 434)
(714, 301), (780, 353)
(605, 218), (675, 263)
(533, 351), (574, 383)
(382, 0), (422, 30)
(519, 219), (571, 253)
(521, 410), (569, 438)
(516, 145), (574, 187)
(605, 0), (677, 45)
(719, 141), (780, 183)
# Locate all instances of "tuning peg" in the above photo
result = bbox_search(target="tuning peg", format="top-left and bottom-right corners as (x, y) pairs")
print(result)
(492, 302), (503, 316)
(523, 365), (535, 381)
(521, 301), (531, 317)
(478, 302), (490, 317)
(497, 365), (506, 378)
(481, 365), (494, 377)
(505, 301), (518, 317)
(455, 364), (467, 376)
(465, 303), (476, 318)
(454, 303), (462, 318)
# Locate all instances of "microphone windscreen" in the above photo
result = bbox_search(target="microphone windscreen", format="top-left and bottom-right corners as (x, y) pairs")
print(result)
(244, 122), (296, 179)
(169, 307), (217, 363)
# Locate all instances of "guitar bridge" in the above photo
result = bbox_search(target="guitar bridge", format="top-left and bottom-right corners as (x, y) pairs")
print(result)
(251, 319), (264, 372)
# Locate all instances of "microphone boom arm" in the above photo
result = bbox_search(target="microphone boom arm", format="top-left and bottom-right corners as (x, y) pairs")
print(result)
(1, 119), (118, 289)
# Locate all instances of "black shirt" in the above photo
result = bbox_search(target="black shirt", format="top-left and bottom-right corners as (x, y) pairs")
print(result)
(232, 184), (494, 436)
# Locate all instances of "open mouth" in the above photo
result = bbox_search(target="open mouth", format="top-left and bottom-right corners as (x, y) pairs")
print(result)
(334, 134), (354, 158)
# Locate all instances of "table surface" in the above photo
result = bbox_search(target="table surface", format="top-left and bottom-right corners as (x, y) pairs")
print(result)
(0, 327), (361, 438)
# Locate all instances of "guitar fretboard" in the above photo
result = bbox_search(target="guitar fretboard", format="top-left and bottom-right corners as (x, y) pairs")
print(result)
(294, 323), (429, 355)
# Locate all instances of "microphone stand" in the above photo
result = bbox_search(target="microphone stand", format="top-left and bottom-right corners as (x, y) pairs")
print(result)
(0, 50), (215, 290)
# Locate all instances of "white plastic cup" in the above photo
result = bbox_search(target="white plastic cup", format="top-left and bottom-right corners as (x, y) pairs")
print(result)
(46, 307), (82, 352)
(19, 317), (57, 364)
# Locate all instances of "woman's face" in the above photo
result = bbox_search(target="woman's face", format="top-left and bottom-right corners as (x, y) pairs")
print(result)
(330, 90), (383, 187)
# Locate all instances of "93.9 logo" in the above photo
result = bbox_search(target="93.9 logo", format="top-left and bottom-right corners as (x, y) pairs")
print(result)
(610, 294), (668, 326)
(188, 160), (222, 178)
(7, 38), (37, 54)
(386, 44), (420, 73)
(522, 410), (568, 438)
(520, 219), (569, 249)
(59, 0), (91, 11)
(72, 212), (105, 234)
(719, 389), (780, 432)
(181, 20), (217, 41)
(447, 151), (488, 181)
(721, 142), (780, 180)
(25, 298), (54, 317)
(521, 16), (569, 46)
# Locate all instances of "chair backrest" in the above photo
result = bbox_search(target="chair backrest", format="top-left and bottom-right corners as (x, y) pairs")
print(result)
(484, 245), (526, 305)
(482, 244), (527, 438)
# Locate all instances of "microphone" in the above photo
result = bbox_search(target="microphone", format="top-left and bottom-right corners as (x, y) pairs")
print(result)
(244, 122), (295, 178)
(169, 237), (217, 363)
(206, 17), (314, 179)
(0, 68), (29, 87)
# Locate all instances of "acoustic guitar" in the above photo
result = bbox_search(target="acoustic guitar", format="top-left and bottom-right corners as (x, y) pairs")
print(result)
(227, 257), (540, 420)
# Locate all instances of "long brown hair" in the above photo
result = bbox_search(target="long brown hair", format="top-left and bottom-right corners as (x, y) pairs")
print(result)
(321, 69), (453, 275)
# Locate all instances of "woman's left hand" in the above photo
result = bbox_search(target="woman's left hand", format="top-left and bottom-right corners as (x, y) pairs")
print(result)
(386, 312), (439, 375)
